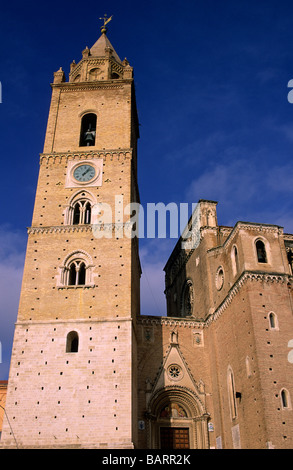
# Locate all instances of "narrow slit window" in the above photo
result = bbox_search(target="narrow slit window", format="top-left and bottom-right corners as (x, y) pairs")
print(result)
(228, 368), (237, 419)
(231, 245), (239, 276)
(281, 389), (291, 409)
(269, 312), (278, 329)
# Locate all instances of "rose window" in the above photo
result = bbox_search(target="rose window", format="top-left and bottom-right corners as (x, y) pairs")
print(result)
(167, 364), (183, 381)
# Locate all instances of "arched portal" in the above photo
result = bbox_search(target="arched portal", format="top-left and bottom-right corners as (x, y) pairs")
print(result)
(147, 387), (210, 449)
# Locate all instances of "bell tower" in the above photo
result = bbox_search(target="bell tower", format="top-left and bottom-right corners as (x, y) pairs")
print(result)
(2, 20), (141, 448)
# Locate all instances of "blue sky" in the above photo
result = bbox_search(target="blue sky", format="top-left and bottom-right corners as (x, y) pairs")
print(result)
(0, 0), (293, 378)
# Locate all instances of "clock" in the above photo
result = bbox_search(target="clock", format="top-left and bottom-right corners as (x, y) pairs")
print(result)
(73, 164), (96, 183)
(65, 159), (103, 188)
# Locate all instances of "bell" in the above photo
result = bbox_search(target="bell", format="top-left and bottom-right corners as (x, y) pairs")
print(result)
(84, 128), (95, 146)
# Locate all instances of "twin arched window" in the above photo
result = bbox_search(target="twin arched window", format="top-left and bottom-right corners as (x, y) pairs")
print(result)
(73, 200), (91, 225)
(68, 260), (86, 286)
(66, 191), (95, 226)
(59, 251), (94, 287)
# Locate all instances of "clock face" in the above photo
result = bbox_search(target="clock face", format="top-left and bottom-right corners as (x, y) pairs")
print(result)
(73, 164), (96, 182)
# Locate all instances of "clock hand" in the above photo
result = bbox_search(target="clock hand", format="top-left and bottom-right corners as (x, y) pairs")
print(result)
(82, 168), (91, 176)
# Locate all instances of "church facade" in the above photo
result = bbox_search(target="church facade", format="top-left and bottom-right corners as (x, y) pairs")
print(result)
(1, 26), (293, 449)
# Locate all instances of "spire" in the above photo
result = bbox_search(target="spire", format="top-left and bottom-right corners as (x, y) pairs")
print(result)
(68, 15), (133, 83)
(89, 14), (121, 64)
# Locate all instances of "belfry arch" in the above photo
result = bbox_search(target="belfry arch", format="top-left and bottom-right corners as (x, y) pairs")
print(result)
(146, 386), (210, 449)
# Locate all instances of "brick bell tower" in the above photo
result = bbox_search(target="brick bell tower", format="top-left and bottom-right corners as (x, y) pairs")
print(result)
(2, 18), (141, 448)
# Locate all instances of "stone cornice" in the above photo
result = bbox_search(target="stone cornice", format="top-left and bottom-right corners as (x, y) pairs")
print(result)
(60, 84), (125, 92)
(28, 225), (94, 235)
(285, 233), (293, 238)
(27, 222), (134, 236)
(40, 149), (132, 165)
(15, 317), (133, 326)
(166, 222), (286, 282)
(51, 80), (132, 92)
(205, 270), (292, 326)
(137, 315), (205, 329)
(209, 222), (284, 256)
(139, 271), (293, 330)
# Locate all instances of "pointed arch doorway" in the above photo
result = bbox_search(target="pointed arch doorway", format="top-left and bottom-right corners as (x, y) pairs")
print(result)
(147, 387), (210, 449)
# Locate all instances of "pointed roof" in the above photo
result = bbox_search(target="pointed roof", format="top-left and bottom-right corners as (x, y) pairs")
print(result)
(90, 31), (122, 64)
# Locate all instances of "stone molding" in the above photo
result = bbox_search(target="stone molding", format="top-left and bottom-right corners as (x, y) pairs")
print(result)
(140, 271), (293, 329)
(40, 149), (132, 165)
(206, 270), (293, 326)
(28, 225), (94, 235)
(137, 315), (205, 329)
(27, 222), (133, 235)
(60, 84), (125, 92)
(166, 222), (285, 288)
(52, 81), (128, 91)
(15, 317), (133, 326)
(284, 233), (293, 241)
(209, 222), (283, 255)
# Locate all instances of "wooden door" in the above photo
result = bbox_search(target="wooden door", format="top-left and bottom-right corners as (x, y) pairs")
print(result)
(160, 427), (189, 449)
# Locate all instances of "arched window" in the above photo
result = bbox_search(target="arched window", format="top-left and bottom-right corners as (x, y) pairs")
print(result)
(65, 191), (96, 226)
(287, 249), (293, 274)
(79, 113), (97, 147)
(73, 201), (81, 225)
(245, 356), (252, 378)
(227, 367), (237, 420)
(181, 280), (194, 317)
(231, 245), (239, 276)
(111, 72), (120, 79)
(269, 312), (278, 330)
(78, 262), (86, 285)
(66, 331), (79, 353)
(58, 251), (94, 288)
(89, 68), (101, 81)
(84, 202), (91, 224)
(72, 200), (92, 225)
(256, 239), (267, 263)
(68, 262), (77, 285)
(281, 389), (291, 409)
(215, 267), (224, 291)
(68, 261), (86, 286)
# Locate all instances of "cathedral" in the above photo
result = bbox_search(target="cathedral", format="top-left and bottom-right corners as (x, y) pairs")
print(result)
(1, 22), (293, 449)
